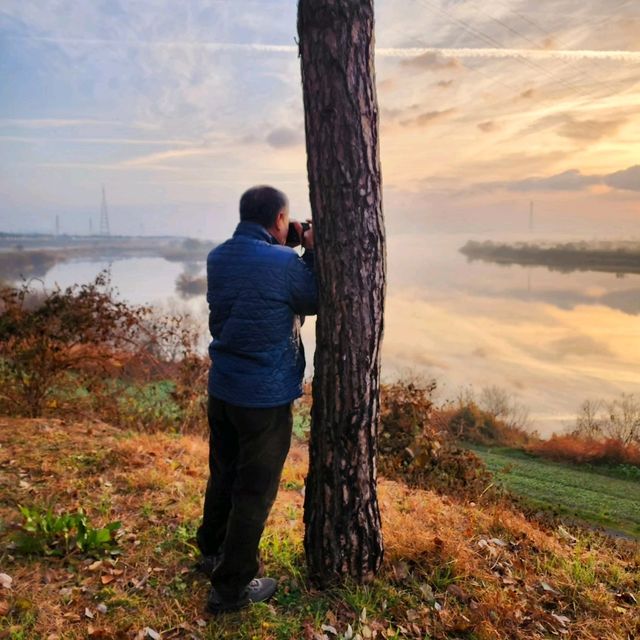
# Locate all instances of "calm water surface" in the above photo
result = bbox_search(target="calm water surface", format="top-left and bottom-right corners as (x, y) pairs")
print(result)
(30, 233), (640, 436)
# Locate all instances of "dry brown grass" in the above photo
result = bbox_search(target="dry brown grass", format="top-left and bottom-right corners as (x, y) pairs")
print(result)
(0, 419), (638, 640)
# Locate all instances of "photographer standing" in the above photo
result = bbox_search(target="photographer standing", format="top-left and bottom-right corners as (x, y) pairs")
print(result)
(196, 185), (317, 613)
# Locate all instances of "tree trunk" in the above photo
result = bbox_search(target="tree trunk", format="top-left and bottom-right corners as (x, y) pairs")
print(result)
(298, 0), (386, 586)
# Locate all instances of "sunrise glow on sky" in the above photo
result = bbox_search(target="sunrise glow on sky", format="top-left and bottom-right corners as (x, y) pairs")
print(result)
(1, 0), (639, 238)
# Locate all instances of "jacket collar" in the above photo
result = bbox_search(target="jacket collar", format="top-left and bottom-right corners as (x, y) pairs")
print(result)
(233, 221), (280, 245)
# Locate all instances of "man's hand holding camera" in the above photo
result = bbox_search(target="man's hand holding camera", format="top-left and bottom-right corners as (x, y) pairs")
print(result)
(287, 220), (314, 250)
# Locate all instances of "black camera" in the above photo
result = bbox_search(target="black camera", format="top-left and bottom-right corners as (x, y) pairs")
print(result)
(286, 221), (311, 246)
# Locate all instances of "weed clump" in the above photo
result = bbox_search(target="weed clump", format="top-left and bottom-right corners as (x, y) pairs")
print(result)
(12, 506), (120, 557)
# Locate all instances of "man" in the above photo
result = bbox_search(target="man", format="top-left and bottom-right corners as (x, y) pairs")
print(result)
(196, 185), (317, 614)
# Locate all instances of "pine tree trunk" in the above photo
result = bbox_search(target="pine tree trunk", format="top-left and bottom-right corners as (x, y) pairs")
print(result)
(298, 0), (386, 586)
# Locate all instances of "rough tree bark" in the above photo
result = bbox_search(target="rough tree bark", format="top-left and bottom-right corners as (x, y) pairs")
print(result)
(298, 0), (386, 586)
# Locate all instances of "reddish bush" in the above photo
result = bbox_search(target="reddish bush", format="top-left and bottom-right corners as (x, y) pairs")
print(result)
(527, 434), (640, 467)
(0, 274), (208, 430)
(378, 380), (498, 501)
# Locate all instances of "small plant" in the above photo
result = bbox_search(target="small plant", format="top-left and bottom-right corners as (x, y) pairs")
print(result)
(13, 505), (121, 556)
(115, 380), (183, 430)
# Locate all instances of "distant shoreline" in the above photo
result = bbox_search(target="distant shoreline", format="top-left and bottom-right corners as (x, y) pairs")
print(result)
(460, 239), (640, 275)
(0, 234), (216, 281)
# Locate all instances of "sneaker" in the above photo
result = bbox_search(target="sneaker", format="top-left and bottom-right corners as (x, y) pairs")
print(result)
(206, 577), (278, 614)
(195, 552), (223, 578)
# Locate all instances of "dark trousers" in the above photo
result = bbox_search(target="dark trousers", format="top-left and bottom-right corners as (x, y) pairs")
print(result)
(196, 395), (293, 600)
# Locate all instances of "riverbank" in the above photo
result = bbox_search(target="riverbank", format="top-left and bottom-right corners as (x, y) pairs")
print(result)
(0, 234), (214, 280)
(460, 239), (640, 274)
(1, 418), (638, 639)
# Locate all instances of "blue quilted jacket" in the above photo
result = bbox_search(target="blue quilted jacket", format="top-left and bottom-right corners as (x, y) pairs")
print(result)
(207, 221), (318, 407)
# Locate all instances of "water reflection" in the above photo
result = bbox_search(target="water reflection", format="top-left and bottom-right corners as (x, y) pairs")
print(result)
(1, 235), (638, 436)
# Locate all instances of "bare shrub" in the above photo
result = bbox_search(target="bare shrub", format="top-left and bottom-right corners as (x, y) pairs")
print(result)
(478, 385), (533, 433)
(573, 392), (640, 445)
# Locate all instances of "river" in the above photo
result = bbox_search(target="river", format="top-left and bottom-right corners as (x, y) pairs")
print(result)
(12, 231), (640, 437)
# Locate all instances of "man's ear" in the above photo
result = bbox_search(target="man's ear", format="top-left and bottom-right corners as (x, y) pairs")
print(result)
(277, 209), (287, 229)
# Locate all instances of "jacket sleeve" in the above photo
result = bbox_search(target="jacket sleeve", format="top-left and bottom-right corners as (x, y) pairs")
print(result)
(286, 249), (318, 316)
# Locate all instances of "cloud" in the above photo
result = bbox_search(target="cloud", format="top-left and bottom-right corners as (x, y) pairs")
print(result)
(604, 165), (640, 192)
(381, 104), (421, 121)
(557, 116), (627, 141)
(379, 46), (640, 63)
(436, 79), (454, 88)
(265, 126), (303, 148)
(484, 165), (640, 193)
(378, 78), (396, 93)
(400, 108), (456, 128)
(400, 51), (461, 71)
(11, 35), (640, 63)
(548, 335), (613, 360)
(119, 147), (218, 168)
(520, 89), (535, 99)
(0, 118), (128, 128)
(507, 169), (599, 192)
(0, 136), (193, 145)
(477, 120), (497, 133)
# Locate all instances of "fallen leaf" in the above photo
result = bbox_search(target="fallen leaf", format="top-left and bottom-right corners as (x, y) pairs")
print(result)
(88, 561), (103, 572)
(100, 575), (115, 585)
(0, 600), (11, 616)
(96, 603), (108, 614)
(0, 574), (12, 589)
(321, 624), (337, 635)
(556, 526), (577, 543)
(419, 583), (435, 600)
(489, 537), (507, 547)
(85, 608), (94, 619)
(144, 627), (161, 640)
(540, 581), (559, 594)
(62, 612), (81, 622)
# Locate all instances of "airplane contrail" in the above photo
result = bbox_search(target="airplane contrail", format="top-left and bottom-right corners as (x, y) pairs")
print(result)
(378, 46), (640, 62)
(11, 36), (640, 62)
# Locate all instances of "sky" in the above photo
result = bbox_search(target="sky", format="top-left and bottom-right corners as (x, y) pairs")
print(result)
(1, 0), (639, 239)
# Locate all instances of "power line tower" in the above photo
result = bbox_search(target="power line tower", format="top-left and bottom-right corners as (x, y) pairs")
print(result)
(99, 185), (111, 236)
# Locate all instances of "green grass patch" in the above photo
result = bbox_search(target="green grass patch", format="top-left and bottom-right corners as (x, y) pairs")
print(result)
(468, 445), (640, 537)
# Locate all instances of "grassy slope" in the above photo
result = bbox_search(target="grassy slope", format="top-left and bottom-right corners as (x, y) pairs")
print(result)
(468, 446), (640, 538)
(0, 419), (638, 640)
